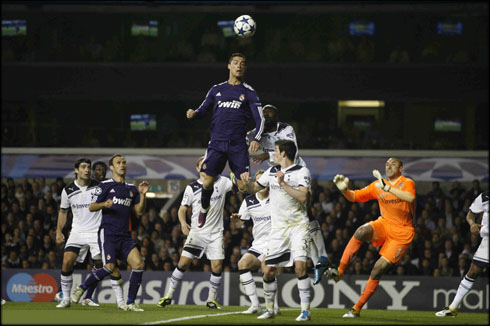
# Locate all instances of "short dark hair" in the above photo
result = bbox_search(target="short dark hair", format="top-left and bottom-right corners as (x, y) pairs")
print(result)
(275, 140), (296, 161)
(229, 53), (246, 63)
(92, 161), (108, 171)
(109, 154), (123, 167)
(74, 158), (91, 169)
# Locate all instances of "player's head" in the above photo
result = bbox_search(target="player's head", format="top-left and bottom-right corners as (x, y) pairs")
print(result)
(385, 157), (403, 178)
(274, 139), (296, 163)
(263, 104), (278, 131)
(74, 158), (92, 181)
(228, 53), (247, 79)
(109, 154), (127, 177)
(92, 161), (108, 182)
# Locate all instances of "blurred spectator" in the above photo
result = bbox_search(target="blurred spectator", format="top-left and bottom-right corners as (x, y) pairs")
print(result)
(401, 254), (419, 275)
(456, 255), (468, 277)
(465, 180), (482, 202)
(7, 249), (21, 268)
(439, 256), (455, 277)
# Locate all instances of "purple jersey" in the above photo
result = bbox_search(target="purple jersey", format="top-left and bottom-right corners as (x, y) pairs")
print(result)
(91, 179), (140, 236)
(194, 81), (265, 142)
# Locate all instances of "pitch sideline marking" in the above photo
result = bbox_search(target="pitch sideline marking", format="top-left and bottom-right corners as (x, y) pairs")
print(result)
(141, 308), (297, 325)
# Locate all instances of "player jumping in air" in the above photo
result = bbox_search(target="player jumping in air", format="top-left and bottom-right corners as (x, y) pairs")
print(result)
(186, 53), (265, 229)
(328, 157), (416, 318)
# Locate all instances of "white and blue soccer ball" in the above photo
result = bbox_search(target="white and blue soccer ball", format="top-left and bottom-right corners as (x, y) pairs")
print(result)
(234, 15), (256, 38)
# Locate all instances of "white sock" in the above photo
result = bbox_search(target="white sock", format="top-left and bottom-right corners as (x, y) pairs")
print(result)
(310, 220), (327, 265)
(60, 273), (72, 302)
(449, 275), (475, 310)
(207, 272), (222, 302)
(110, 277), (124, 304)
(263, 278), (277, 312)
(167, 267), (184, 299)
(298, 276), (311, 311)
(239, 270), (259, 306)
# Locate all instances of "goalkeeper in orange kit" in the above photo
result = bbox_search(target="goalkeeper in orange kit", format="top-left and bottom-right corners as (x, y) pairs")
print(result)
(328, 157), (416, 318)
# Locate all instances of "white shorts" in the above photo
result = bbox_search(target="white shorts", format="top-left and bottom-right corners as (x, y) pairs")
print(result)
(265, 223), (310, 267)
(65, 231), (101, 263)
(247, 239), (268, 262)
(182, 231), (224, 261)
(473, 236), (489, 265)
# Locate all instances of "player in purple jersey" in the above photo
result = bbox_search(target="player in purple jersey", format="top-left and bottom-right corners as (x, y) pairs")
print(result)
(186, 53), (265, 228)
(71, 154), (150, 312)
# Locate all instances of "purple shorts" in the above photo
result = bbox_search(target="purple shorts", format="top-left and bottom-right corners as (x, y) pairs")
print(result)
(201, 139), (249, 179)
(98, 228), (136, 265)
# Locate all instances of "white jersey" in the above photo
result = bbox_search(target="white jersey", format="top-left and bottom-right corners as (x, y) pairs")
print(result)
(247, 122), (306, 167)
(181, 176), (233, 234)
(238, 193), (272, 243)
(469, 191), (489, 238)
(257, 164), (311, 228)
(60, 179), (101, 233)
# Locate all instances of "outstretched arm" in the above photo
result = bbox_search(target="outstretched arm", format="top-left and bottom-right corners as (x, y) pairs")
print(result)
(240, 171), (265, 194)
(333, 174), (355, 202)
(134, 181), (150, 216)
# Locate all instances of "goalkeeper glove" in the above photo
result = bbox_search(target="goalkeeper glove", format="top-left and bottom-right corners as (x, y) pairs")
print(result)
(373, 169), (391, 192)
(333, 174), (349, 192)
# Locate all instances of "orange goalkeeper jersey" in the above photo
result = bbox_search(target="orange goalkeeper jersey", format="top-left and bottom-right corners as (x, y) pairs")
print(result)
(353, 175), (416, 227)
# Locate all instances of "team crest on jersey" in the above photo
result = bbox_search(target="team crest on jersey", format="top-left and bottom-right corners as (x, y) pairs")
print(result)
(202, 163), (207, 170)
(106, 254), (111, 260)
(239, 94), (245, 101)
(129, 191), (133, 198)
(94, 187), (102, 195)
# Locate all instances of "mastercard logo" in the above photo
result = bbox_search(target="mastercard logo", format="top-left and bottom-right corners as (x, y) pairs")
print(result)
(6, 272), (58, 302)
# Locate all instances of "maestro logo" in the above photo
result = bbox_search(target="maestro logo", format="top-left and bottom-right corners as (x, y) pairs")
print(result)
(7, 272), (58, 302)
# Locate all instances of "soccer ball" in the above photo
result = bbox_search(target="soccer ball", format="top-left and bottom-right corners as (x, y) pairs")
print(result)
(234, 15), (256, 38)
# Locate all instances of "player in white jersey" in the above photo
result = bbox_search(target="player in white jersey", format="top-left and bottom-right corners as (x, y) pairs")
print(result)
(246, 104), (330, 285)
(436, 191), (488, 317)
(157, 156), (233, 309)
(55, 158), (125, 309)
(242, 139), (312, 321)
(230, 170), (280, 315)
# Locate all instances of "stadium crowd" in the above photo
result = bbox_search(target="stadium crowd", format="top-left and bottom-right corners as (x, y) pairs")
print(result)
(1, 176), (487, 278)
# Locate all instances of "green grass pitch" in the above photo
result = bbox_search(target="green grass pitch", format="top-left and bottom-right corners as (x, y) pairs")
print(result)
(1, 303), (488, 325)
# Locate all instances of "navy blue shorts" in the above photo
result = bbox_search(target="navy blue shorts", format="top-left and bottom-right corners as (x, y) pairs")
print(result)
(201, 139), (249, 179)
(98, 228), (136, 265)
